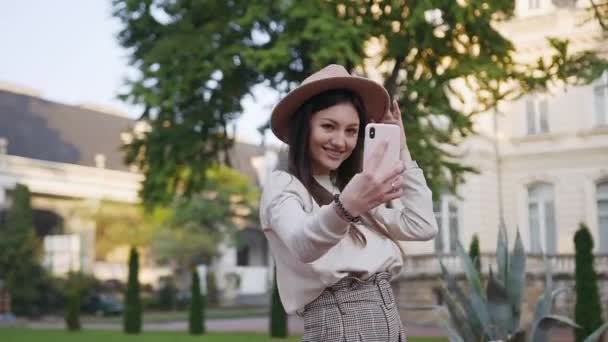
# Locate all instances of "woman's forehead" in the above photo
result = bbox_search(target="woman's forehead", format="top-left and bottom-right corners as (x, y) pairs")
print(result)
(313, 102), (360, 125)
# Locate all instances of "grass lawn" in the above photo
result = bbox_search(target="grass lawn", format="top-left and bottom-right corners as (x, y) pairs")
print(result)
(0, 328), (447, 342)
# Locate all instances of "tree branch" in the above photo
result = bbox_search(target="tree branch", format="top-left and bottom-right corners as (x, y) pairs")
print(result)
(385, 55), (405, 99)
(590, 0), (608, 31)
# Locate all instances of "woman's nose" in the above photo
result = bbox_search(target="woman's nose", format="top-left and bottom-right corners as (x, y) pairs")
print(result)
(329, 132), (346, 149)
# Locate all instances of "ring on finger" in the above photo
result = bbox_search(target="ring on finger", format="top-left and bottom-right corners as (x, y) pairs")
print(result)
(391, 182), (397, 192)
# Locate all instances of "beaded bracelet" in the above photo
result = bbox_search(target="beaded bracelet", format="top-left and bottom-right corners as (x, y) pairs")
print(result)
(332, 194), (360, 223)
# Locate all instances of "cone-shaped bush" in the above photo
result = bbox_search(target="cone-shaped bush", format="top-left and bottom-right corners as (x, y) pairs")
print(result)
(574, 223), (604, 342)
(123, 246), (141, 334)
(65, 290), (81, 332)
(468, 233), (481, 273)
(270, 268), (287, 338)
(189, 270), (205, 334)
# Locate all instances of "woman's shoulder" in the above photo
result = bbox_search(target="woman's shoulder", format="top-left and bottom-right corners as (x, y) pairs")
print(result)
(262, 170), (303, 196)
(260, 170), (313, 219)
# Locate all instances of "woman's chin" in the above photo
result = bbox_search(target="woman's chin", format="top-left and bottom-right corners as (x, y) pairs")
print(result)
(323, 159), (343, 171)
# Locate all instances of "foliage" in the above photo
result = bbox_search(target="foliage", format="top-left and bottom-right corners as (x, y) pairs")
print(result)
(589, 0), (608, 31)
(157, 277), (178, 311)
(123, 246), (142, 334)
(113, 0), (607, 206)
(206, 271), (219, 308)
(438, 226), (608, 342)
(468, 233), (481, 273)
(65, 290), (81, 332)
(188, 270), (205, 335)
(270, 267), (287, 338)
(65, 200), (170, 261)
(574, 223), (604, 342)
(0, 184), (47, 317)
(152, 165), (259, 268)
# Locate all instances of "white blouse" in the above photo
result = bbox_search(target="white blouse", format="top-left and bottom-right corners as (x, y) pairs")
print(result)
(258, 160), (438, 314)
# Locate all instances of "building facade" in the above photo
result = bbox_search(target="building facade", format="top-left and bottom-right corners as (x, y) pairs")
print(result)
(0, 86), (272, 302)
(393, 0), (608, 323)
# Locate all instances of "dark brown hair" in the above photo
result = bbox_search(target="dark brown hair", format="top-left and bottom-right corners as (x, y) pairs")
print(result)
(286, 89), (404, 256)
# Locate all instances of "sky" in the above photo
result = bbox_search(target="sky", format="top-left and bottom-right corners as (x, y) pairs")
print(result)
(0, 1), (282, 146)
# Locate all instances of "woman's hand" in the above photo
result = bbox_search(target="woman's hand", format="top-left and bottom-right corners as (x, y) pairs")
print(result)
(339, 140), (405, 217)
(374, 99), (411, 161)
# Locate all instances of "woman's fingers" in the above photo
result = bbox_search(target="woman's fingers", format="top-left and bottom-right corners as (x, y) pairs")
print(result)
(383, 187), (404, 203)
(366, 139), (389, 173)
(392, 99), (401, 120)
(378, 160), (405, 184)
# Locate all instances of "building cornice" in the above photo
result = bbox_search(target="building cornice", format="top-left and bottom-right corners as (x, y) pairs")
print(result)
(0, 154), (142, 203)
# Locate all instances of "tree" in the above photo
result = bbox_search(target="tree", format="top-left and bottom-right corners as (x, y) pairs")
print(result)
(64, 290), (81, 332)
(468, 233), (481, 273)
(87, 201), (169, 261)
(113, 0), (607, 207)
(66, 199), (170, 263)
(63, 271), (96, 332)
(270, 267), (287, 338)
(123, 246), (142, 334)
(151, 165), (259, 269)
(0, 184), (44, 317)
(574, 223), (604, 342)
(188, 270), (205, 335)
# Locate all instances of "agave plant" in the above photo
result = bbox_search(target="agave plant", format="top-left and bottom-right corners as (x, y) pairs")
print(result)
(437, 226), (608, 342)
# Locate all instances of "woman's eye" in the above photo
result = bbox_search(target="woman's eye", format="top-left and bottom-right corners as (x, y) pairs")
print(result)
(347, 129), (358, 135)
(321, 124), (333, 130)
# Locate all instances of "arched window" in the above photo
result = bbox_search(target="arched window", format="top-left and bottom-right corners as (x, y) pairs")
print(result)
(527, 182), (557, 254)
(235, 228), (268, 267)
(596, 181), (608, 253)
(433, 195), (460, 254)
(593, 71), (608, 127)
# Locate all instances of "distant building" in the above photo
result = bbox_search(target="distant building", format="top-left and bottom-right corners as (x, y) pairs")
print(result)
(0, 87), (273, 304)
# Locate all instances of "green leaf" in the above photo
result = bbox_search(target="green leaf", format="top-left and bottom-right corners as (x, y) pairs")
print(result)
(497, 223), (509, 285)
(530, 315), (581, 342)
(439, 261), (484, 340)
(438, 285), (478, 342)
(486, 268), (512, 339)
(506, 229), (526, 332)
(433, 306), (466, 342)
(454, 240), (494, 338)
(455, 240), (484, 297)
(582, 321), (608, 342)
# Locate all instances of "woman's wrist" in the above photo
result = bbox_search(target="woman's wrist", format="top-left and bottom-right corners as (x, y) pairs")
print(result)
(333, 194), (360, 223)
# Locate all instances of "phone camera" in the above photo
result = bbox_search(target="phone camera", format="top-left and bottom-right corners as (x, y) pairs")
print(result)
(369, 127), (375, 139)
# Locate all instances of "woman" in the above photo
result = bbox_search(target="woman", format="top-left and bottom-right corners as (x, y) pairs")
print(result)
(260, 64), (438, 341)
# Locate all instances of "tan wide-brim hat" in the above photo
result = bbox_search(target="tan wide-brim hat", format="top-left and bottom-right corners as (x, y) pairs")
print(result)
(270, 64), (390, 144)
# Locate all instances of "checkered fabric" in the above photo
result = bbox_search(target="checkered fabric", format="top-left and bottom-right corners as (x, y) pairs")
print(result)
(301, 272), (406, 341)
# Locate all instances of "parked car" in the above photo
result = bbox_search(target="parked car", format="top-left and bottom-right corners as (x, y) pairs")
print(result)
(81, 293), (123, 316)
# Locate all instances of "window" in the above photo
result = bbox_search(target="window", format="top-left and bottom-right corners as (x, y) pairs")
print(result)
(235, 229), (268, 267)
(597, 181), (608, 253)
(526, 98), (549, 135)
(528, 0), (541, 9)
(433, 195), (460, 254)
(528, 183), (557, 254)
(593, 72), (608, 127)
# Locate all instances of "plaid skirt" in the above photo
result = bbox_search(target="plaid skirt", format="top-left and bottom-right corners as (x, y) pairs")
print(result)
(301, 272), (406, 342)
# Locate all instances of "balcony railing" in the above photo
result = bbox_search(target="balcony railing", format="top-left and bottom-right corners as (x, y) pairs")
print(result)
(400, 253), (608, 278)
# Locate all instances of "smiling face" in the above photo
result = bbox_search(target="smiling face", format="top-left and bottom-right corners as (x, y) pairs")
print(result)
(308, 102), (360, 175)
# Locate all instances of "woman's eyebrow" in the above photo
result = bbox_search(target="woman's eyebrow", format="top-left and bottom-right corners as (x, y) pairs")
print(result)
(319, 118), (359, 127)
